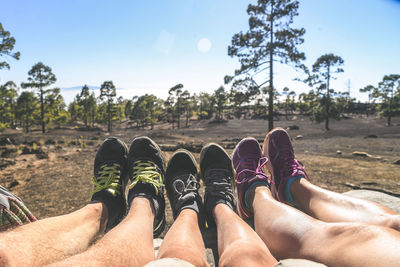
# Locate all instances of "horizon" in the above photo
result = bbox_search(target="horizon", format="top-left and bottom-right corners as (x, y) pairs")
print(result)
(1, 0), (400, 104)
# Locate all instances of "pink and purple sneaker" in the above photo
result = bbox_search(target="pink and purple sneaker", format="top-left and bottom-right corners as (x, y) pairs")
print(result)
(262, 128), (309, 206)
(232, 137), (270, 219)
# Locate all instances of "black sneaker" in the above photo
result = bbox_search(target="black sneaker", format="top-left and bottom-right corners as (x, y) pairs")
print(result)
(200, 143), (235, 227)
(91, 137), (129, 231)
(165, 150), (203, 223)
(127, 136), (166, 237)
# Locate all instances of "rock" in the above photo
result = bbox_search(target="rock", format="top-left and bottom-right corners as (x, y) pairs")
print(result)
(36, 151), (49, 159)
(0, 159), (15, 170)
(393, 159), (400, 165)
(0, 137), (14, 146)
(343, 190), (400, 213)
(1, 146), (18, 158)
(45, 139), (56, 145)
(364, 134), (377, 138)
(275, 259), (326, 267)
(336, 150), (342, 155)
(294, 135), (303, 140)
(8, 180), (19, 188)
(352, 151), (381, 159)
(287, 125), (300, 130)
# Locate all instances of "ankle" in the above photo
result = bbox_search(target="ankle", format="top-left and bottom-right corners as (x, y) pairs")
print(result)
(245, 184), (270, 210)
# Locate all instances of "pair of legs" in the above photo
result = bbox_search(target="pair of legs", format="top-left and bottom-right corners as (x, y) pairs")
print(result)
(234, 128), (400, 267)
(0, 137), (276, 267)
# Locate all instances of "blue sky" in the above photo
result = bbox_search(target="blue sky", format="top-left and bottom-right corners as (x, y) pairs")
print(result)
(1, 0), (399, 103)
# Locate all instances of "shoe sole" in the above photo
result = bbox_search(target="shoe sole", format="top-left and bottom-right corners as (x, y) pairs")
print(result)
(262, 127), (290, 199)
(199, 143), (233, 183)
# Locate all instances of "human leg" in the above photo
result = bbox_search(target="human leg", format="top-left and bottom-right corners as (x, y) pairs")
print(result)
(251, 185), (400, 267)
(50, 136), (168, 266)
(158, 150), (208, 267)
(0, 137), (130, 266)
(203, 143), (277, 267)
(263, 127), (400, 230)
(50, 197), (155, 267)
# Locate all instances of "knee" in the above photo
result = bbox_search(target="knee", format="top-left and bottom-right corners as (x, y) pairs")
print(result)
(383, 215), (400, 231)
(158, 245), (209, 267)
(0, 246), (13, 267)
(219, 240), (275, 267)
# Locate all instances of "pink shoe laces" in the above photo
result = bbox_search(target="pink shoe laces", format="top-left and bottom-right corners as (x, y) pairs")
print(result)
(278, 143), (308, 181)
(235, 156), (271, 185)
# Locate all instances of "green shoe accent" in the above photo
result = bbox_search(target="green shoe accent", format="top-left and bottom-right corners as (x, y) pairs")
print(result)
(91, 163), (122, 197)
(130, 160), (164, 195)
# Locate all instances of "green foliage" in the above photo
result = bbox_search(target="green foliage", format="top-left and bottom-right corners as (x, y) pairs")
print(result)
(196, 92), (214, 120)
(0, 23), (20, 70)
(16, 91), (39, 132)
(226, 0), (306, 130)
(305, 54), (345, 130)
(21, 62), (57, 133)
(100, 81), (117, 132)
(0, 81), (18, 127)
(129, 94), (163, 129)
(214, 86), (227, 121)
(372, 74), (400, 126)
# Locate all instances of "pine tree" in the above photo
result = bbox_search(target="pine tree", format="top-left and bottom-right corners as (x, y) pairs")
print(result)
(373, 74), (400, 126)
(226, 0), (305, 130)
(100, 81), (117, 132)
(306, 54), (344, 130)
(0, 23), (20, 70)
(21, 62), (57, 133)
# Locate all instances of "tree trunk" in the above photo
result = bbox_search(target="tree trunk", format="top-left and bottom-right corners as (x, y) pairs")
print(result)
(268, 2), (274, 131)
(40, 88), (45, 133)
(325, 65), (331, 131)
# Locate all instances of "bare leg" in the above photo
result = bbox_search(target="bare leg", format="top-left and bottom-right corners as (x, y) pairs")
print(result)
(213, 204), (277, 267)
(158, 209), (208, 267)
(252, 186), (400, 267)
(290, 178), (400, 230)
(0, 202), (107, 266)
(51, 197), (155, 267)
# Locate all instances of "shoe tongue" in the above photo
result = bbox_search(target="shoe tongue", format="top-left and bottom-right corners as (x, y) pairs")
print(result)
(205, 168), (229, 181)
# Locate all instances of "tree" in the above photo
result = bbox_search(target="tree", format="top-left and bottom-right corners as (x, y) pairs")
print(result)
(196, 92), (214, 120)
(44, 88), (68, 128)
(214, 86), (227, 121)
(306, 54), (344, 130)
(226, 0), (306, 131)
(76, 85), (92, 127)
(0, 81), (18, 128)
(168, 84), (184, 128)
(373, 74), (400, 126)
(100, 81), (117, 132)
(16, 92), (39, 133)
(0, 23), (20, 70)
(359, 85), (375, 117)
(282, 87), (296, 120)
(21, 62), (56, 133)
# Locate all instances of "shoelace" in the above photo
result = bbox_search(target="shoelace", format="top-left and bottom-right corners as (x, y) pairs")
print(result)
(92, 163), (121, 197)
(172, 174), (200, 208)
(235, 157), (271, 184)
(279, 145), (308, 180)
(206, 169), (234, 203)
(130, 160), (164, 195)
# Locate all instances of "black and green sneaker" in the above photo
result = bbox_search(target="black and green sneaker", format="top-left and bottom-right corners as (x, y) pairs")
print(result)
(200, 143), (235, 227)
(91, 137), (129, 231)
(165, 150), (203, 224)
(127, 136), (166, 237)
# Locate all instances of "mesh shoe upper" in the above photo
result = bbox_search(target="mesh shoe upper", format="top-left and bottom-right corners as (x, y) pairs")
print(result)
(91, 137), (129, 230)
(165, 150), (202, 221)
(232, 137), (270, 219)
(127, 136), (166, 237)
(263, 128), (308, 202)
(200, 143), (235, 227)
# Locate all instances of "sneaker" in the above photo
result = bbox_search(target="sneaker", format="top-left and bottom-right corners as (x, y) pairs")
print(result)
(91, 137), (129, 230)
(127, 136), (166, 237)
(262, 128), (308, 204)
(200, 143), (235, 227)
(232, 137), (270, 219)
(165, 150), (202, 222)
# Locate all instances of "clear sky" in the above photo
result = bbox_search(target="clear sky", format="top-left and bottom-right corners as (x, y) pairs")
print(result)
(1, 0), (399, 103)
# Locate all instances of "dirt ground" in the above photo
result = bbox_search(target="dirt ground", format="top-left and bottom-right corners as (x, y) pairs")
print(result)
(1, 115), (399, 236)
